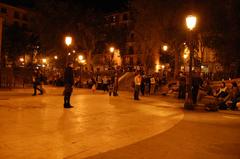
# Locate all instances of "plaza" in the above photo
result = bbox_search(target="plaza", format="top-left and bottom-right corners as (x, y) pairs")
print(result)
(0, 87), (239, 159)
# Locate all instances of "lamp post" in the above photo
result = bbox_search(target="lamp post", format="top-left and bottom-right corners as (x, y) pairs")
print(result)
(184, 15), (197, 109)
(65, 36), (72, 65)
(109, 46), (115, 68)
(78, 55), (85, 79)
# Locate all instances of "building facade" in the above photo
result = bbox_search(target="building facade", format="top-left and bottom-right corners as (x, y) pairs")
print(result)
(0, 2), (35, 29)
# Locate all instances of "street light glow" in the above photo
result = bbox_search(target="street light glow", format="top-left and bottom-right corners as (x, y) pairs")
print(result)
(42, 58), (47, 63)
(73, 50), (76, 53)
(19, 57), (24, 62)
(54, 56), (58, 60)
(65, 36), (72, 46)
(162, 45), (168, 51)
(78, 55), (83, 61)
(68, 53), (71, 56)
(183, 54), (188, 59)
(109, 47), (115, 53)
(186, 15), (197, 30)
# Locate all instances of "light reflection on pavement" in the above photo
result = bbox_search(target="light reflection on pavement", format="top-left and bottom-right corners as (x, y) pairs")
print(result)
(0, 87), (184, 159)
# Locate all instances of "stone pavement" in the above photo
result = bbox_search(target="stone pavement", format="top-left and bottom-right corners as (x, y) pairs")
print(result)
(0, 86), (184, 159)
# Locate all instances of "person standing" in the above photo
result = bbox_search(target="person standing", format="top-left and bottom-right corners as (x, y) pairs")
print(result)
(63, 62), (74, 108)
(134, 72), (141, 100)
(191, 71), (202, 104)
(178, 72), (186, 99)
(102, 75), (109, 92)
(140, 75), (145, 96)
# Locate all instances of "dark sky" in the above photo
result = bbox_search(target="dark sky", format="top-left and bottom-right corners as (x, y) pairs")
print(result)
(0, 0), (128, 12)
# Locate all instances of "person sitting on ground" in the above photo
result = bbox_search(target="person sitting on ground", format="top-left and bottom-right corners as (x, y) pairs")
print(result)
(205, 81), (228, 111)
(214, 82), (229, 99)
(226, 81), (240, 110)
(214, 82), (229, 110)
(197, 80), (213, 102)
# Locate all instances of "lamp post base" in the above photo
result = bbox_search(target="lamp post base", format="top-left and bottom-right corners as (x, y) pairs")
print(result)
(184, 96), (194, 110)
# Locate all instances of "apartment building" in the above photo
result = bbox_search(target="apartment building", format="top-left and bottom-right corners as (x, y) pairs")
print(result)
(0, 2), (35, 29)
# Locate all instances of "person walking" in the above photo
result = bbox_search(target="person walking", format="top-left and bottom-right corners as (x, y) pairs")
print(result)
(63, 62), (74, 108)
(134, 72), (142, 100)
(32, 70), (43, 96)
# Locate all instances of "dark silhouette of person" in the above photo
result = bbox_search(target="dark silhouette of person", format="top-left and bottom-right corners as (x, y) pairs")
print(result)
(32, 70), (43, 96)
(191, 71), (202, 104)
(178, 72), (186, 99)
(63, 62), (74, 108)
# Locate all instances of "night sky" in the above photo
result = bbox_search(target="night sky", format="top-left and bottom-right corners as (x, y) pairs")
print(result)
(0, 0), (129, 12)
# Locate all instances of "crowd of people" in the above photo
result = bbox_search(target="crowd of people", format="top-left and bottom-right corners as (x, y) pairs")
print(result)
(31, 64), (240, 111)
(177, 71), (240, 111)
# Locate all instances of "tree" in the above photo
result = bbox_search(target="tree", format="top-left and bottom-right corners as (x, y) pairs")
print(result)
(34, 0), (105, 69)
(131, 0), (187, 75)
(2, 24), (37, 67)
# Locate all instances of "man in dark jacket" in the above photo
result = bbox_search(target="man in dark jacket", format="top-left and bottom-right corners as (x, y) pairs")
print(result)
(32, 70), (43, 96)
(64, 62), (74, 108)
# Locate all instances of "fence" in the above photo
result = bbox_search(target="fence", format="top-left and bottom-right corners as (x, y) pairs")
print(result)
(0, 68), (32, 88)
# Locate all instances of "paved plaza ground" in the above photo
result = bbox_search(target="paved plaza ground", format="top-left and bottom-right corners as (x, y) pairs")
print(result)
(0, 86), (240, 159)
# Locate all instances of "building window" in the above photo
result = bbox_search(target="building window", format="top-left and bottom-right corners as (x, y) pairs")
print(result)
(1, 8), (7, 13)
(22, 14), (28, 21)
(14, 11), (20, 19)
(115, 15), (119, 23)
(128, 46), (134, 55)
(22, 23), (28, 29)
(123, 14), (128, 21)
(13, 21), (19, 27)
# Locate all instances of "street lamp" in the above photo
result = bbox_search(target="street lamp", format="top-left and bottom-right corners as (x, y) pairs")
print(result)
(184, 15), (197, 109)
(19, 57), (24, 62)
(109, 47), (115, 53)
(65, 36), (72, 65)
(78, 55), (83, 61)
(42, 58), (47, 63)
(54, 56), (58, 60)
(109, 46), (115, 68)
(186, 15), (197, 30)
(162, 45), (168, 51)
(65, 36), (72, 46)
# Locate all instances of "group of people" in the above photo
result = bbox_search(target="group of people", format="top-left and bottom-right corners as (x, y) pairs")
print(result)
(33, 63), (240, 111)
(133, 71), (168, 100)
(86, 74), (119, 96)
(177, 71), (240, 111)
(62, 62), (120, 108)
